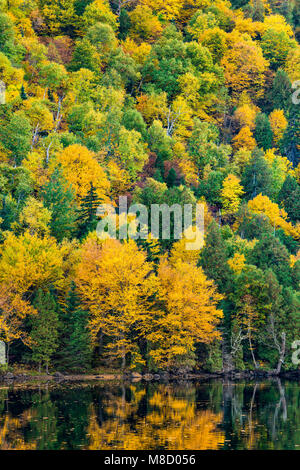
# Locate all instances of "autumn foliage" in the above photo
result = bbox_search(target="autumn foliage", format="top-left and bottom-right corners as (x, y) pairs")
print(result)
(0, 0), (299, 374)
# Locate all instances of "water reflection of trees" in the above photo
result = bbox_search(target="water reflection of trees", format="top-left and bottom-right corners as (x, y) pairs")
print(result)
(221, 379), (300, 450)
(88, 383), (225, 450)
(0, 380), (300, 450)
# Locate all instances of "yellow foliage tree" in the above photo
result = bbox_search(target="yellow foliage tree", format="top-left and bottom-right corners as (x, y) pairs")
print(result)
(146, 254), (223, 369)
(234, 103), (258, 130)
(232, 148), (252, 175)
(0, 231), (64, 349)
(269, 109), (288, 145)
(141, 0), (182, 21)
(178, 73), (201, 107)
(53, 144), (110, 200)
(121, 38), (152, 65)
(248, 194), (299, 240)
(263, 14), (294, 37)
(129, 5), (163, 43)
(106, 160), (132, 201)
(0, 52), (24, 102)
(75, 238), (157, 368)
(228, 253), (246, 274)
(82, 0), (117, 30)
(169, 237), (201, 267)
(221, 174), (245, 214)
(168, 95), (194, 140)
(12, 197), (51, 236)
(232, 126), (257, 151)
(285, 46), (300, 82)
(117, 127), (149, 179)
(23, 98), (54, 134)
(22, 151), (49, 190)
(136, 93), (168, 124)
(221, 38), (269, 102)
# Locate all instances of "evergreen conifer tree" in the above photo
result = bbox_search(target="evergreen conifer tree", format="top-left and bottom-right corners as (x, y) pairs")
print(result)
(278, 175), (300, 223)
(241, 149), (273, 200)
(42, 167), (77, 242)
(57, 282), (92, 371)
(280, 104), (300, 167)
(198, 220), (231, 293)
(254, 113), (273, 150)
(31, 289), (59, 373)
(76, 183), (102, 239)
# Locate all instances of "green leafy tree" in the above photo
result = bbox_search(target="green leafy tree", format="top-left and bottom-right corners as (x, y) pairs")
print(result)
(122, 108), (147, 137)
(196, 171), (224, 207)
(248, 233), (294, 287)
(0, 113), (32, 165)
(188, 119), (230, 176)
(261, 29), (297, 70)
(69, 38), (100, 72)
(0, 195), (18, 236)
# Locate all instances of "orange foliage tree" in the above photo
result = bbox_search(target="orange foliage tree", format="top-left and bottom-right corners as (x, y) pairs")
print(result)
(75, 238), (157, 368)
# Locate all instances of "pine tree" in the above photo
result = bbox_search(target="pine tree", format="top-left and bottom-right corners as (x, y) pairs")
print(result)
(118, 8), (131, 40)
(278, 175), (300, 223)
(57, 282), (92, 372)
(166, 167), (177, 187)
(198, 220), (231, 294)
(236, 204), (273, 240)
(268, 69), (292, 112)
(42, 167), (77, 242)
(76, 182), (103, 239)
(241, 149), (273, 200)
(153, 168), (164, 183)
(254, 113), (273, 151)
(20, 84), (27, 100)
(249, 233), (294, 287)
(0, 195), (17, 233)
(31, 289), (59, 373)
(280, 104), (300, 167)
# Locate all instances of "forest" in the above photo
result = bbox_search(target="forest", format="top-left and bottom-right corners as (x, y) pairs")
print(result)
(0, 0), (299, 376)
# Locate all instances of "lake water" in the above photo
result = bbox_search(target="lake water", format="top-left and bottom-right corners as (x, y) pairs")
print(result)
(0, 379), (300, 450)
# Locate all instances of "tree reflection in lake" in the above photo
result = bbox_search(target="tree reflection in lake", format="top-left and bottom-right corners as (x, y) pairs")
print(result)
(0, 380), (299, 450)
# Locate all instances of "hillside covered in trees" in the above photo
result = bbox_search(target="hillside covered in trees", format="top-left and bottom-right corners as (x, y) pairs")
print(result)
(0, 0), (299, 375)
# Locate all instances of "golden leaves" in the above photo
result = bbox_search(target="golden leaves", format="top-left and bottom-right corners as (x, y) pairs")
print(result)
(53, 144), (110, 200)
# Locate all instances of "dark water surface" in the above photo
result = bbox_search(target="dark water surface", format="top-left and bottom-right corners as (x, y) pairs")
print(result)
(0, 379), (300, 450)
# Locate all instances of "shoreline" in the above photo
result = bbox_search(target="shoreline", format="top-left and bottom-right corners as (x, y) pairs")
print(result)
(1, 369), (300, 385)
